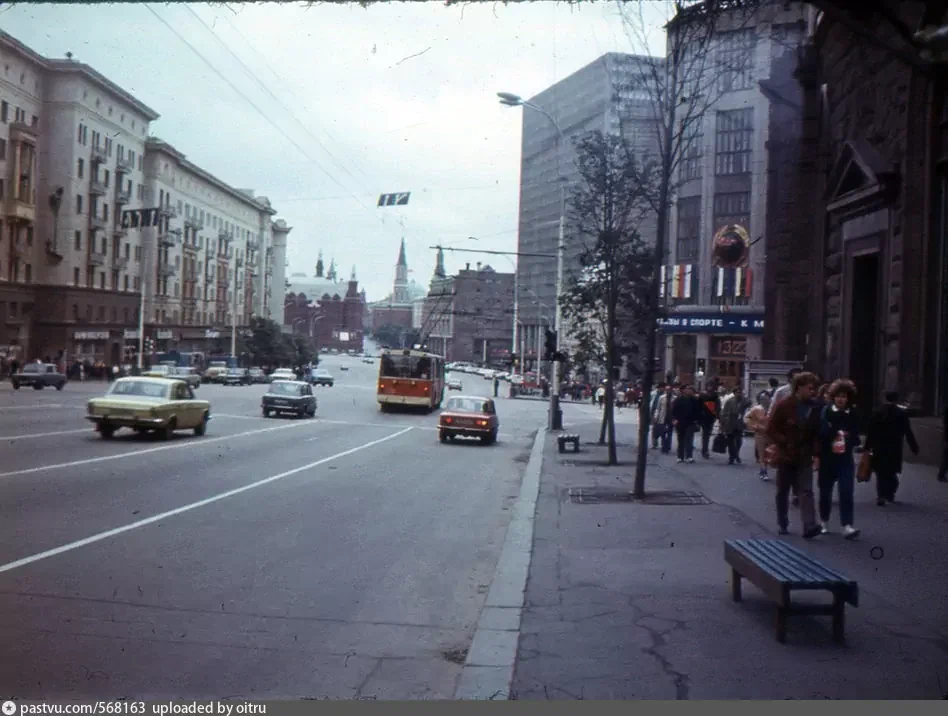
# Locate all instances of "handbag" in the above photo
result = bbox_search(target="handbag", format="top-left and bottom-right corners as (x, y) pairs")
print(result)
(712, 433), (728, 454)
(856, 450), (872, 482)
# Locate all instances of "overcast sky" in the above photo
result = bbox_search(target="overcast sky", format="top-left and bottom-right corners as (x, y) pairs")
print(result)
(3, 1), (668, 301)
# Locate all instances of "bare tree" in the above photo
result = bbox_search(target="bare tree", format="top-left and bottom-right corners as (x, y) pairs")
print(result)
(560, 130), (657, 466)
(611, 0), (764, 496)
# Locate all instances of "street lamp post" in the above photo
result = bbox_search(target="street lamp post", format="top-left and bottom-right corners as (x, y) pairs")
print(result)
(498, 91), (565, 430)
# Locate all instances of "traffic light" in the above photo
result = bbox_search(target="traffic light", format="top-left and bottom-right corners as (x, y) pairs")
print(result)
(544, 329), (557, 361)
(144, 337), (155, 354)
(509, 352), (519, 368)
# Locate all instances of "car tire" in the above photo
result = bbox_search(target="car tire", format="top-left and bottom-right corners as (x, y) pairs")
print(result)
(33, 383), (43, 390)
(262, 408), (270, 418)
(100, 425), (115, 440)
(158, 419), (176, 441)
(11, 382), (19, 390)
(56, 383), (64, 391)
(439, 431), (449, 443)
(194, 412), (209, 436)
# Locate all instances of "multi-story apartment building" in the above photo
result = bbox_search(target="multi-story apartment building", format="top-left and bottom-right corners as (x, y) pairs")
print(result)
(659, 1), (806, 388)
(142, 138), (277, 353)
(1, 32), (159, 364)
(0, 30), (288, 364)
(514, 52), (661, 375)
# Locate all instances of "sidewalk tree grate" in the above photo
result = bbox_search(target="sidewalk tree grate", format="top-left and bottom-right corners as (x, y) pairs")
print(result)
(568, 488), (712, 505)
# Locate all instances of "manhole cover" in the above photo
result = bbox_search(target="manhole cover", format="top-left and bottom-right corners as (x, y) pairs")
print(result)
(568, 488), (711, 505)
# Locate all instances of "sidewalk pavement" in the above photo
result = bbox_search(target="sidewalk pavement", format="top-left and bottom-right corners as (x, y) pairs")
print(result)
(510, 415), (948, 700)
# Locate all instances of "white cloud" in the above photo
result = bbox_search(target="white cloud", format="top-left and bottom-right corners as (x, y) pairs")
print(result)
(2, 1), (667, 301)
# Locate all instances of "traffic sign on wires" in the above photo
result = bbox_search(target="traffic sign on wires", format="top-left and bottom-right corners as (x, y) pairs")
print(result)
(377, 192), (411, 207)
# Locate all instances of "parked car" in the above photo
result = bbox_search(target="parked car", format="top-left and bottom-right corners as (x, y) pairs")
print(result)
(269, 368), (297, 382)
(447, 378), (463, 391)
(261, 380), (317, 418)
(203, 361), (230, 383)
(222, 368), (251, 386)
(11, 362), (67, 391)
(173, 366), (202, 390)
(311, 369), (334, 387)
(85, 377), (211, 440)
(248, 367), (268, 384)
(438, 395), (499, 445)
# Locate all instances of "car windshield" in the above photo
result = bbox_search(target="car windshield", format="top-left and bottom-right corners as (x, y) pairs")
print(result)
(22, 364), (42, 373)
(269, 382), (302, 396)
(445, 397), (490, 413)
(108, 380), (170, 399)
(380, 354), (433, 379)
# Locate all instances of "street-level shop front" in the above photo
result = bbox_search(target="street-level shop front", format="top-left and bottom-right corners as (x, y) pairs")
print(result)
(658, 309), (765, 390)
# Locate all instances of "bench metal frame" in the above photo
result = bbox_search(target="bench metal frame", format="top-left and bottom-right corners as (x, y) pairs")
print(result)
(724, 539), (859, 644)
(557, 434), (580, 453)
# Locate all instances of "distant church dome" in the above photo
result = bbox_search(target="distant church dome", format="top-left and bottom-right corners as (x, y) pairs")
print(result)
(286, 272), (346, 300)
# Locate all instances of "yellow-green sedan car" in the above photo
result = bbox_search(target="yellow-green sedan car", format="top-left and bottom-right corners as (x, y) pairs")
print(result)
(86, 377), (211, 440)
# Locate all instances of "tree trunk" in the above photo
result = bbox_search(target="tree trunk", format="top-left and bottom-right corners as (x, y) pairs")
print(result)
(605, 301), (618, 466)
(599, 400), (608, 444)
(634, 103), (677, 498)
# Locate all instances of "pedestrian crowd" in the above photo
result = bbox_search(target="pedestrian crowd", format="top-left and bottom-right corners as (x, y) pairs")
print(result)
(647, 368), (946, 541)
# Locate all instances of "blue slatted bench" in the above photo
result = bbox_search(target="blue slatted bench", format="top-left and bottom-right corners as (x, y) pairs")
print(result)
(724, 539), (859, 644)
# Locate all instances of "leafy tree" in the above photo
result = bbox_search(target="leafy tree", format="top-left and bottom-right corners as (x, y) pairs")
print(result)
(560, 130), (658, 465)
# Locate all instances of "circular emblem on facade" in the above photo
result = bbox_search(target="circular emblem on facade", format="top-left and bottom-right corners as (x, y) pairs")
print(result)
(711, 224), (750, 268)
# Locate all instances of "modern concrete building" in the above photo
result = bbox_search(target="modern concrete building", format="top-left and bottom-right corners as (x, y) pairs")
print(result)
(513, 52), (661, 377)
(659, 0), (807, 389)
(0, 30), (289, 364)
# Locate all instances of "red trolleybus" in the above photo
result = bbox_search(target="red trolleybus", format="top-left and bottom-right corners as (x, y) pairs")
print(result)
(377, 348), (445, 412)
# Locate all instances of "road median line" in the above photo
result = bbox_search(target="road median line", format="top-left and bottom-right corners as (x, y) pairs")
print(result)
(0, 427), (414, 574)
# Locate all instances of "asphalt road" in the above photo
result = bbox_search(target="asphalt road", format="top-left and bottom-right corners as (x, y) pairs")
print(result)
(0, 354), (548, 700)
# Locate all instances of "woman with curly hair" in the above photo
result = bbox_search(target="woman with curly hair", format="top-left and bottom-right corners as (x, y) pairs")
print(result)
(817, 379), (862, 538)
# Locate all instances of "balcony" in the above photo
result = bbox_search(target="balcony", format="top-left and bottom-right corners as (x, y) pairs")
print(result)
(89, 179), (108, 196)
(219, 229), (232, 242)
(158, 263), (178, 278)
(182, 294), (198, 306)
(115, 189), (131, 205)
(112, 255), (129, 271)
(183, 239), (200, 253)
(113, 226), (128, 238)
(247, 237), (259, 252)
(9, 121), (38, 146)
(87, 251), (108, 267)
(184, 217), (204, 231)
(160, 205), (178, 218)
(89, 215), (107, 231)
(116, 155), (135, 173)
(91, 145), (108, 164)
(4, 195), (36, 223)
(158, 231), (182, 248)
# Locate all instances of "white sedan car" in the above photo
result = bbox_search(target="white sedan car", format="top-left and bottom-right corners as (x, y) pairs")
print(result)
(447, 378), (463, 391)
(269, 368), (297, 382)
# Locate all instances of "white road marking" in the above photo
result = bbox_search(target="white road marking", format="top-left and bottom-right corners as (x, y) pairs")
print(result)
(0, 427), (414, 574)
(0, 428), (90, 441)
(212, 413), (265, 420)
(0, 404), (67, 411)
(0, 421), (343, 479)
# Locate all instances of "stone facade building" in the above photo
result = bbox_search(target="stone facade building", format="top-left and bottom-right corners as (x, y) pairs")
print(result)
(284, 253), (365, 354)
(764, 1), (948, 427)
(368, 239), (425, 336)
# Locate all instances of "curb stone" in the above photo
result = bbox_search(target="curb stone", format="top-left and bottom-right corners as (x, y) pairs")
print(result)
(454, 424), (546, 700)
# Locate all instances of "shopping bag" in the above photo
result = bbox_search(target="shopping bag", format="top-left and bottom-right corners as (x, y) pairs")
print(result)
(712, 433), (728, 454)
(856, 450), (872, 482)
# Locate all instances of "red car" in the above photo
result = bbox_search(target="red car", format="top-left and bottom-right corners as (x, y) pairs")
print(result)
(438, 395), (499, 445)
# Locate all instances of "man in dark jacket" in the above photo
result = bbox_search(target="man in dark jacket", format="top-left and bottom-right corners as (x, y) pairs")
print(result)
(671, 384), (701, 464)
(697, 381), (721, 459)
(766, 371), (823, 539)
(865, 391), (920, 503)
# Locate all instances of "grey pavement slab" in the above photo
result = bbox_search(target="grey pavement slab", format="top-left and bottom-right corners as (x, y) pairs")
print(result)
(510, 418), (948, 700)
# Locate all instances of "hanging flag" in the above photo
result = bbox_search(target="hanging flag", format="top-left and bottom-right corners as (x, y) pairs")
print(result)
(121, 207), (161, 228)
(659, 265), (666, 298)
(682, 264), (693, 299)
(672, 265), (682, 298)
(377, 192), (411, 207)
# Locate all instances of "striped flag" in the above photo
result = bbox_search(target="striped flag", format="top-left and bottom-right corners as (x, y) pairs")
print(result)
(715, 267), (754, 297)
(666, 264), (698, 299)
(659, 266), (666, 298)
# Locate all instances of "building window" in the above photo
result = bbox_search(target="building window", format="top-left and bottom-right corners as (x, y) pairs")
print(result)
(99, 273), (105, 289)
(77, 158), (84, 178)
(717, 29), (756, 93)
(74, 267), (80, 285)
(73, 304), (79, 320)
(680, 127), (702, 182)
(676, 197), (701, 263)
(86, 269), (94, 288)
(24, 264), (32, 283)
(1, 101), (8, 123)
(76, 194), (83, 214)
(714, 108), (753, 176)
(0, 138), (5, 160)
(124, 274), (129, 291)
(98, 305), (105, 321)
(712, 191), (751, 231)
(74, 231), (81, 251)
